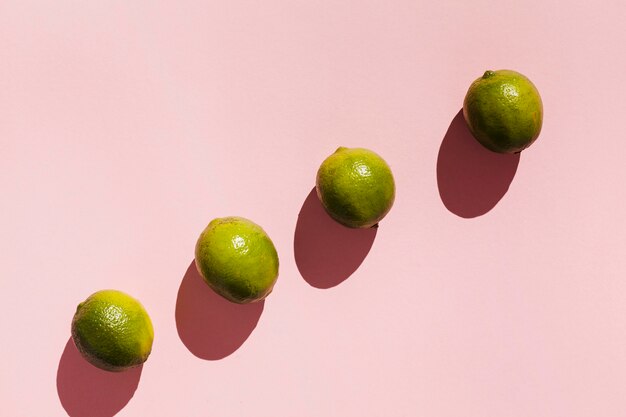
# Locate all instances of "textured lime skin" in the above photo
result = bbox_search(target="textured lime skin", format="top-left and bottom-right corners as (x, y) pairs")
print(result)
(316, 147), (395, 228)
(195, 217), (279, 304)
(71, 290), (154, 372)
(463, 70), (543, 153)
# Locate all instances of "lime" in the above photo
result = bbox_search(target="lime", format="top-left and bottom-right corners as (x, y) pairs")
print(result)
(71, 290), (154, 372)
(316, 147), (395, 228)
(195, 217), (279, 304)
(463, 69), (543, 153)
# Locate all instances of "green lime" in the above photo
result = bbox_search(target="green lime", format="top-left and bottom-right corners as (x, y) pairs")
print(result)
(316, 147), (395, 228)
(71, 290), (154, 372)
(463, 69), (543, 153)
(195, 217), (279, 304)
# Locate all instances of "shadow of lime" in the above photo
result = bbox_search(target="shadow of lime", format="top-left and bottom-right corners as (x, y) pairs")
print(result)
(294, 188), (377, 289)
(175, 261), (265, 360)
(437, 110), (520, 218)
(56, 337), (142, 417)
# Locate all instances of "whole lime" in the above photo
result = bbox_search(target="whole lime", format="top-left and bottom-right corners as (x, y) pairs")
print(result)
(195, 217), (279, 304)
(463, 69), (543, 153)
(71, 290), (154, 372)
(316, 147), (395, 228)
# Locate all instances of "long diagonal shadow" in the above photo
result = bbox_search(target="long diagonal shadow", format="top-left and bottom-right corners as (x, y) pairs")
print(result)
(56, 337), (142, 417)
(437, 110), (520, 218)
(175, 261), (264, 360)
(294, 188), (377, 289)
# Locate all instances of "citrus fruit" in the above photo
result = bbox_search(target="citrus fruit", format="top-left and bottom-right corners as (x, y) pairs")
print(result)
(71, 290), (154, 372)
(316, 147), (395, 228)
(195, 216), (279, 304)
(463, 69), (543, 153)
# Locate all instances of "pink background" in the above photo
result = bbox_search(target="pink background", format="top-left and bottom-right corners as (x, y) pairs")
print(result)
(2, 1), (626, 416)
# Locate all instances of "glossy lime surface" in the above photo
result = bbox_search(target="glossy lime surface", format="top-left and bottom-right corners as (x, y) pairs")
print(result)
(463, 69), (543, 153)
(71, 289), (154, 372)
(316, 147), (395, 228)
(195, 217), (279, 304)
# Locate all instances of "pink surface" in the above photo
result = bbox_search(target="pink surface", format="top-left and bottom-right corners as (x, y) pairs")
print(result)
(1, 1), (626, 416)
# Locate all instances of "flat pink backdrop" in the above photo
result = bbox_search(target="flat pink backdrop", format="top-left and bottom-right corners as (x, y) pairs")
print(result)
(2, 1), (625, 416)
